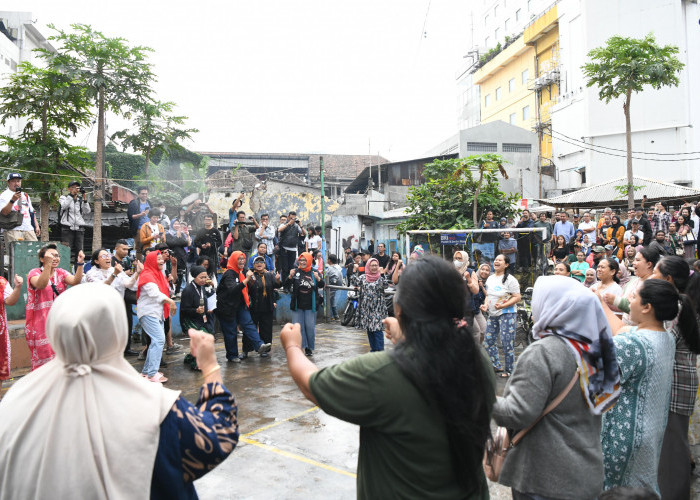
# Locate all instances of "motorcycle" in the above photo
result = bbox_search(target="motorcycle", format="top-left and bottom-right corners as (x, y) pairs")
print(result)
(514, 287), (534, 348)
(341, 287), (359, 326)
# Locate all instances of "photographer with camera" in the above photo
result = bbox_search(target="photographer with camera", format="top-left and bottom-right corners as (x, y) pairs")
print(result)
(228, 211), (257, 254)
(0, 173), (39, 252)
(277, 211), (306, 283)
(59, 181), (91, 267)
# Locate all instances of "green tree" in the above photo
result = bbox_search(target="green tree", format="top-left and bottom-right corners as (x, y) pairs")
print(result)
(38, 24), (156, 250)
(397, 155), (519, 233)
(582, 33), (684, 209)
(0, 62), (93, 240)
(112, 100), (198, 177)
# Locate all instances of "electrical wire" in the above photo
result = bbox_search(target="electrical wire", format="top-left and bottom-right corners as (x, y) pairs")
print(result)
(546, 132), (700, 162)
(0, 161), (314, 185)
(552, 129), (700, 156)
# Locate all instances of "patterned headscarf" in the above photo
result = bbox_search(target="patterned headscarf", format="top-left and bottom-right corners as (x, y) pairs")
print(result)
(364, 258), (381, 283)
(531, 276), (621, 415)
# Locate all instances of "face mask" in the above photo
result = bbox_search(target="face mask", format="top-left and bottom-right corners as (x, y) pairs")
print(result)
(454, 260), (463, 268)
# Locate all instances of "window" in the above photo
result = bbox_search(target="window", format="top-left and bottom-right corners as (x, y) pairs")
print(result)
(528, 0), (532, 11)
(521, 68), (529, 84)
(485, 14), (489, 26)
(505, 18), (510, 32)
(467, 142), (498, 152)
(522, 105), (530, 120)
(494, 5), (498, 17)
(509, 78), (515, 92)
(503, 143), (532, 152)
(495, 28), (500, 41)
(515, 8), (521, 21)
(495, 87), (502, 100)
(484, 94), (491, 107)
(485, 36), (490, 47)
(509, 113), (517, 125)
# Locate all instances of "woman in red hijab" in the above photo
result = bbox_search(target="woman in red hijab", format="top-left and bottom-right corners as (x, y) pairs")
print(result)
(217, 251), (271, 362)
(286, 252), (324, 356)
(137, 251), (177, 382)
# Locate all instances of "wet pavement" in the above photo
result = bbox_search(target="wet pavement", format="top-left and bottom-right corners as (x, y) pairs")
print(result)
(3, 321), (699, 499)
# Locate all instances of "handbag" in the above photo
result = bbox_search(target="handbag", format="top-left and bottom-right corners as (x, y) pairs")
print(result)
(483, 369), (579, 482)
(0, 210), (23, 230)
(682, 228), (697, 246)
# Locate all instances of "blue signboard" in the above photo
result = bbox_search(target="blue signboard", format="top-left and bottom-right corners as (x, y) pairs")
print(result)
(440, 233), (467, 245)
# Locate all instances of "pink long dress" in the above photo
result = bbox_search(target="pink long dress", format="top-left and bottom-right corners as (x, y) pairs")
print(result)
(25, 267), (68, 371)
(0, 278), (9, 380)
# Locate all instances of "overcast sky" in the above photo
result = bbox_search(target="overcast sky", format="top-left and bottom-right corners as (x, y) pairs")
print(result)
(8, 1), (470, 162)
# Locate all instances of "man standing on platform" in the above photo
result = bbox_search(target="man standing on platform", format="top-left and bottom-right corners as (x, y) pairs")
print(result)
(126, 186), (151, 259)
(59, 181), (90, 267)
(0, 173), (39, 253)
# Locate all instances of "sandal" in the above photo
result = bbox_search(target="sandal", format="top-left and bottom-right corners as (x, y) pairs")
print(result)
(147, 373), (168, 383)
(499, 372), (511, 378)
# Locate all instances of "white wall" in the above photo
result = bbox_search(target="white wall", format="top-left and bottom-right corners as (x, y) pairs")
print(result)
(552, 0), (700, 191)
(331, 215), (362, 255)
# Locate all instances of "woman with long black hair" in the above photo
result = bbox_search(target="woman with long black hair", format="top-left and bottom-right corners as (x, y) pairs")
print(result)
(652, 257), (700, 499)
(280, 256), (495, 498)
(484, 254), (521, 377)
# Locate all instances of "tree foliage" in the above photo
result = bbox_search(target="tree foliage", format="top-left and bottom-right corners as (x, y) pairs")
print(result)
(397, 155), (519, 234)
(38, 23), (157, 249)
(0, 62), (93, 240)
(582, 33), (684, 208)
(111, 100), (198, 176)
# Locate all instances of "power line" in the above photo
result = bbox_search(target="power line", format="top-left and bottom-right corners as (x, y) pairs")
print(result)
(551, 130), (700, 156)
(546, 132), (700, 162)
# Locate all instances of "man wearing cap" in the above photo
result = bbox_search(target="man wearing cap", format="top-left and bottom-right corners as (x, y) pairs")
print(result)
(604, 244), (619, 262)
(0, 173), (39, 252)
(59, 181), (91, 267)
(630, 207), (653, 245)
(586, 245), (606, 269)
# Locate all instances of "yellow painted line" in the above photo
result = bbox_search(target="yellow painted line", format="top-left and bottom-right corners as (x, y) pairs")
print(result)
(243, 406), (319, 437)
(240, 437), (357, 478)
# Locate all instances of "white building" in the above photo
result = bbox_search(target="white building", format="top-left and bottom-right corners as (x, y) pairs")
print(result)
(552, 0), (700, 191)
(0, 12), (55, 138)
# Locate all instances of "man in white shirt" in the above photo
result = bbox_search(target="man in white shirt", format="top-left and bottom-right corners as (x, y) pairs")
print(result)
(255, 213), (276, 255)
(623, 221), (644, 246)
(0, 173), (39, 253)
(577, 212), (597, 247)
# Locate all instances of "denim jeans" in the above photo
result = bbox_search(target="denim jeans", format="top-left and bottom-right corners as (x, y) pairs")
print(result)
(292, 309), (316, 351)
(140, 315), (165, 377)
(330, 290), (338, 318)
(484, 312), (517, 373)
(366, 330), (384, 352)
(220, 307), (263, 360)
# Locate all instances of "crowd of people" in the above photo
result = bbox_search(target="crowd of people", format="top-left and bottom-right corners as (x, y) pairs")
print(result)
(1, 169), (700, 498)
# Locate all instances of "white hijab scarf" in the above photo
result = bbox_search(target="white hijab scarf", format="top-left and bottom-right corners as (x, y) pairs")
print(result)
(0, 283), (180, 499)
(531, 275), (621, 415)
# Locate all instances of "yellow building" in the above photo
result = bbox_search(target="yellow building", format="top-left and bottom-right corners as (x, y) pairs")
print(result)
(472, 4), (560, 173)
(472, 36), (536, 130)
(524, 4), (559, 169)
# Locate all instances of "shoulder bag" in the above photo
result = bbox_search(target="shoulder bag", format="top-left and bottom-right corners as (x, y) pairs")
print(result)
(0, 209), (23, 231)
(483, 369), (580, 482)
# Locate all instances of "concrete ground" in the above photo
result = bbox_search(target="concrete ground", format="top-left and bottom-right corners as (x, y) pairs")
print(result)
(3, 321), (699, 499)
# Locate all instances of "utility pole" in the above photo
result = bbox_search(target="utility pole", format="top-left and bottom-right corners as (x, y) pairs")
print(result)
(320, 156), (328, 319)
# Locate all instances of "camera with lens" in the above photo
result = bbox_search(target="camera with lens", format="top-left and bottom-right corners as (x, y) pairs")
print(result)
(79, 187), (86, 195)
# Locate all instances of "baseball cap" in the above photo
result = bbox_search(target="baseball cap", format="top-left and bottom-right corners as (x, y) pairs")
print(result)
(68, 180), (81, 188)
(604, 245), (614, 251)
(6, 173), (21, 181)
(253, 256), (266, 264)
(592, 245), (605, 253)
(632, 220), (639, 225)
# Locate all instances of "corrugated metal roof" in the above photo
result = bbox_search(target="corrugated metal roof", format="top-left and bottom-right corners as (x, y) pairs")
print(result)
(537, 177), (700, 208)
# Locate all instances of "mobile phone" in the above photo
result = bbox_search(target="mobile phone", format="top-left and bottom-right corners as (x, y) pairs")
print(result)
(15, 187), (21, 193)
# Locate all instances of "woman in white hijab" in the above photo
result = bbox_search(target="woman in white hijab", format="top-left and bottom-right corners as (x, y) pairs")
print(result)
(0, 283), (239, 499)
(491, 275), (621, 500)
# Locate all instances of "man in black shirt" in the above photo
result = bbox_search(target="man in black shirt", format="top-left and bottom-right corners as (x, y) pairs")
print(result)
(277, 211), (306, 281)
(194, 214), (222, 268)
(372, 242), (390, 271)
